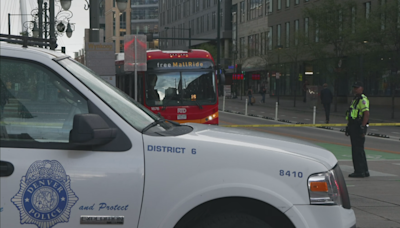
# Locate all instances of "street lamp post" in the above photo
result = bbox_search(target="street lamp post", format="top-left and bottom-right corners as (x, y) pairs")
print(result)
(233, 50), (238, 99)
(276, 45), (283, 105)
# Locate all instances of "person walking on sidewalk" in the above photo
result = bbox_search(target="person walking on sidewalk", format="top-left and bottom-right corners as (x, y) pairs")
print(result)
(260, 85), (266, 103)
(320, 83), (333, 123)
(302, 80), (309, 102)
(345, 81), (370, 178)
(247, 87), (254, 106)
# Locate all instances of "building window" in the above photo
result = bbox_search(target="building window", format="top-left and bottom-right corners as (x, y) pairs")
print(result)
(131, 8), (159, 20)
(365, 2), (371, 19)
(268, 26), (273, 50)
(294, 19), (299, 45)
(351, 6), (356, 33)
(196, 0), (199, 12)
(196, 17), (200, 34)
(261, 32), (265, 55)
(286, 0), (290, 8)
(285, 22), (290, 47)
(207, 13), (210, 31)
(380, 0), (386, 30)
(220, 8), (223, 27)
(192, 0), (195, 13)
(191, 19), (194, 34)
(240, 1), (246, 22)
(113, 12), (116, 36)
(255, 34), (259, 56)
(201, 15), (205, 33)
(120, 40), (124, 53)
(247, 0), (263, 20)
(315, 21), (319, 43)
(277, 0), (281, 10)
(265, 0), (272, 14)
(119, 12), (126, 36)
(295, 0), (299, 5)
(248, 36), (253, 57)
(207, 0), (211, 7)
(304, 17), (309, 40)
(277, 24), (281, 46)
(212, 11), (216, 29)
(240, 37), (245, 58)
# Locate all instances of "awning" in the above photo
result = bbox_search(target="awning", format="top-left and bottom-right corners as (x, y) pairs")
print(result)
(242, 56), (267, 72)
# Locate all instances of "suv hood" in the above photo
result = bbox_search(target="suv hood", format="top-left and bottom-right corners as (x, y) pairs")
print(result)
(185, 123), (337, 169)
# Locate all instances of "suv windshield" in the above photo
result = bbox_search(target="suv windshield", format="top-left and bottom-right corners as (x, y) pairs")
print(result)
(58, 58), (162, 132)
(145, 71), (216, 107)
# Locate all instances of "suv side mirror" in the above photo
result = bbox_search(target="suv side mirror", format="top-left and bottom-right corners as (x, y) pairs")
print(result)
(69, 114), (117, 146)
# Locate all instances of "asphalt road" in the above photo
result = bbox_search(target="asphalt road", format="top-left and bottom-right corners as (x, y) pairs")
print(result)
(221, 98), (400, 140)
(219, 111), (400, 228)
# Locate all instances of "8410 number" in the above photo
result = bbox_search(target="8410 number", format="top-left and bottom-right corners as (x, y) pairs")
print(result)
(279, 170), (303, 178)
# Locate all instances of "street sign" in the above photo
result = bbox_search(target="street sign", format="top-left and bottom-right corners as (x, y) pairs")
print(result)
(124, 34), (147, 72)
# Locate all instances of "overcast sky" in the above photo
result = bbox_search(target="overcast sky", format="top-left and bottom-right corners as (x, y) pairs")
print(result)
(1, 0), (89, 57)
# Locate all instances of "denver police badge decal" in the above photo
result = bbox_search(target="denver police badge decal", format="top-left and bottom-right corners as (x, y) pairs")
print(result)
(11, 160), (79, 228)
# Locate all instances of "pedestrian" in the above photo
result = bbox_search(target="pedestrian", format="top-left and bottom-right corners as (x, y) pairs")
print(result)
(247, 87), (254, 106)
(320, 83), (333, 123)
(345, 81), (370, 178)
(302, 80), (309, 102)
(260, 85), (266, 103)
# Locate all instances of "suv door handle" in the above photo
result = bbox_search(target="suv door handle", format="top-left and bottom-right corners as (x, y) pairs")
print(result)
(0, 161), (14, 177)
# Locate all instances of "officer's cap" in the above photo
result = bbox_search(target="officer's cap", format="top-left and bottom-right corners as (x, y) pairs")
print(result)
(352, 81), (363, 88)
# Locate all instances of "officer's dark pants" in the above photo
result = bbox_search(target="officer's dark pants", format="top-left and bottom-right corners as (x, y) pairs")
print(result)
(322, 103), (331, 122)
(349, 122), (369, 174)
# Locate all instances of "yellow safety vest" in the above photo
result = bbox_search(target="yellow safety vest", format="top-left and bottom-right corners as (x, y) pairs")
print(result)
(346, 94), (369, 121)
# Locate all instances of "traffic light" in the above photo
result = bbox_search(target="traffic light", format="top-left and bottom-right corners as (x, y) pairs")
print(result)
(61, 46), (66, 54)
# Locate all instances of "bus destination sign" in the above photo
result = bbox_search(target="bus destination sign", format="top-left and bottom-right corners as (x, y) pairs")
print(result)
(148, 60), (213, 70)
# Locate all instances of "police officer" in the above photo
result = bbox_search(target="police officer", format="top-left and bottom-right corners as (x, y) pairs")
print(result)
(345, 81), (370, 178)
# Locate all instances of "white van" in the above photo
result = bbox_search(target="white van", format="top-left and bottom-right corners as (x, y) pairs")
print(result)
(0, 41), (356, 228)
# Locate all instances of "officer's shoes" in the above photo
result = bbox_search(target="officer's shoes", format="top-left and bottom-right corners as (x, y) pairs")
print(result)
(348, 172), (369, 178)
(348, 172), (366, 178)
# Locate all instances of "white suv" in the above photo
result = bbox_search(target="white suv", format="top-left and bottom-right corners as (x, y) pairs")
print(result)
(0, 41), (356, 228)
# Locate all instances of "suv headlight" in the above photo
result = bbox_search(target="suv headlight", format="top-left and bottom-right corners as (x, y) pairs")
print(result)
(308, 169), (341, 205)
(308, 165), (351, 209)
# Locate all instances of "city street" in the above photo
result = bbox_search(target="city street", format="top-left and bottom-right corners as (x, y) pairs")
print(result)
(218, 100), (400, 228)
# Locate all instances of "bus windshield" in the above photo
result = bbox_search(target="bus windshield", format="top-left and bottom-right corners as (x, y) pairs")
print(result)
(146, 71), (216, 107)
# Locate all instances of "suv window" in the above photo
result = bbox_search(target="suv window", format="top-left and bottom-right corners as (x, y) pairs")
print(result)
(0, 57), (89, 143)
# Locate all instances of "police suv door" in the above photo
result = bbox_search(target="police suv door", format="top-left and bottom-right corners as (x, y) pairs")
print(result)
(0, 55), (144, 227)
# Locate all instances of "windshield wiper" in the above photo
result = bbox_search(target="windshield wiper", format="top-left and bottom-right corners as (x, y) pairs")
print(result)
(142, 119), (165, 133)
(193, 101), (203, 109)
(141, 117), (181, 133)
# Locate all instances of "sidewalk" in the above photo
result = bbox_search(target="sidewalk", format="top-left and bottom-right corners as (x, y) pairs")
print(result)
(220, 94), (400, 123)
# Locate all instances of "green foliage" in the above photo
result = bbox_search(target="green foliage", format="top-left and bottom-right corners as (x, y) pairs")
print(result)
(195, 43), (217, 61)
(303, 0), (359, 58)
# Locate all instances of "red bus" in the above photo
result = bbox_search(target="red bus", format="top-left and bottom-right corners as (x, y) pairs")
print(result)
(115, 49), (219, 125)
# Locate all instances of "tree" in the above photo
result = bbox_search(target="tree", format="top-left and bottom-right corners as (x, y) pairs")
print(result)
(357, 0), (400, 118)
(195, 43), (218, 61)
(303, 0), (359, 111)
(267, 31), (312, 107)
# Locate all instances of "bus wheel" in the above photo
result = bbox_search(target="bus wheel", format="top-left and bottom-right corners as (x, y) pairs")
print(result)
(193, 213), (273, 228)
